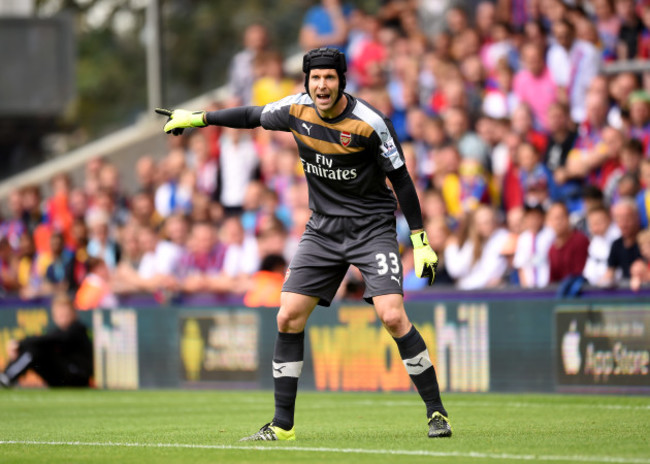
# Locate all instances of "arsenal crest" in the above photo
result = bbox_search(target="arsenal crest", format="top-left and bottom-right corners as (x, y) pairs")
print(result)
(340, 131), (351, 147)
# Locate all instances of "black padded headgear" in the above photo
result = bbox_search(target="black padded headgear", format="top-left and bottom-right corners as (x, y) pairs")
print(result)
(303, 47), (347, 103)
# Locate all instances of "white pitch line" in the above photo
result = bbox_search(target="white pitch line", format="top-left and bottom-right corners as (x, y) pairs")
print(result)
(298, 399), (650, 412)
(0, 440), (649, 464)
(2, 395), (649, 412)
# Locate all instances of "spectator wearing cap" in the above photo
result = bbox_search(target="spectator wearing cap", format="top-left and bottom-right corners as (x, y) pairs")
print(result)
(547, 202), (590, 284)
(513, 204), (555, 288)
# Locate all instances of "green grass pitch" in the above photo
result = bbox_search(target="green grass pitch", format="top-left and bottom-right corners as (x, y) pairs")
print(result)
(0, 389), (648, 464)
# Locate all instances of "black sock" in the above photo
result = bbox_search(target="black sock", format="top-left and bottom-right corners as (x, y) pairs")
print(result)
(394, 325), (447, 418)
(272, 331), (304, 430)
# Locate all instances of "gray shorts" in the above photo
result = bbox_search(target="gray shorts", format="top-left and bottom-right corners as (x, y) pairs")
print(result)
(282, 212), (403, 306)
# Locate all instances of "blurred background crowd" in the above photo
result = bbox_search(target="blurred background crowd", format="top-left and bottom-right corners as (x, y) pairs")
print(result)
(2, 0), (650, 307)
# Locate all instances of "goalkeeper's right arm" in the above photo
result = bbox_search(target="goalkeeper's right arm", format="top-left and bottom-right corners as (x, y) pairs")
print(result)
(155, 106), (263, 135)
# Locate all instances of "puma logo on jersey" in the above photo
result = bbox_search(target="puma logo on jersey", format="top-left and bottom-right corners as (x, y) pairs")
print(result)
(302, 123), (313, 136)
(391, 275), (401, 286)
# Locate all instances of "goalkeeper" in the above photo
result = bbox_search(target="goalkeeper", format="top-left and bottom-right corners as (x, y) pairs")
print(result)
(156, 47), (451, 440)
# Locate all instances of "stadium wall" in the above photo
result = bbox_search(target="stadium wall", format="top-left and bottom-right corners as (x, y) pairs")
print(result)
(0, 296), (648, 394)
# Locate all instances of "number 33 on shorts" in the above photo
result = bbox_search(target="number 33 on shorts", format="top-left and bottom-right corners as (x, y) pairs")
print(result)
(375, 252), (401, 286)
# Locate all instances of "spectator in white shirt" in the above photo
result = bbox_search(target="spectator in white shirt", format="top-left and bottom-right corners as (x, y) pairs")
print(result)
(154, 149), (193, 218)
(444, 205), (510, 289)
(131, 215), (189, 294)
(228, 23), (269, 105)
(221, 216), (260, 279)
(218, 111), (260, 215)
(547, 18), (601, 123)
(583, 205), (620, 286)
(157, 214), (189, 273)
(513, 204), (555, 288)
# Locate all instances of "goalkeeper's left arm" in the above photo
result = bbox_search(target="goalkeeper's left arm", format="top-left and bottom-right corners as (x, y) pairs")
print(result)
(386, 166), (438, 286)
(155, 106), (264, 135)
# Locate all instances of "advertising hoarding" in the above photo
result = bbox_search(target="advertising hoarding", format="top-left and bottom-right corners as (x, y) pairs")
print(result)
(178, 309), (260, 385)
(556, 305), (650, 391)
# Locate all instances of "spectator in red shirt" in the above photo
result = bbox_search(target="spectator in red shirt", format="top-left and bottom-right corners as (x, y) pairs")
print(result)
(547, 202), (590, 283)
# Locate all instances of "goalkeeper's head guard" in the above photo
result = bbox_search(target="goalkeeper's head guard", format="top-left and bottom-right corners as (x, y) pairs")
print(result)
(302, 47), (347, 103)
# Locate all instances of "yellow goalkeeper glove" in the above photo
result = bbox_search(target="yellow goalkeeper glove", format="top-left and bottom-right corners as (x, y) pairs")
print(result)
(410, 230), (438, 286)
(155, 108), (206, 136)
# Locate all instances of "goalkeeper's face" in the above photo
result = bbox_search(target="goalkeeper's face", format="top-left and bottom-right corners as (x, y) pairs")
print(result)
(308, 68), (341, 117)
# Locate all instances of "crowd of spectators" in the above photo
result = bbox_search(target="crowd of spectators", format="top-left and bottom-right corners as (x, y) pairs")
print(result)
(2, 0), (650, 306)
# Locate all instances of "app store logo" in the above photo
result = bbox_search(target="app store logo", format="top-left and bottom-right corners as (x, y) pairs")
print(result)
(562, 320), (581, 375)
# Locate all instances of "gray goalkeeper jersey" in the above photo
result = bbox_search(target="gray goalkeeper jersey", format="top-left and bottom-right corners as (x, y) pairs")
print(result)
(260, 92), (405, 217)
